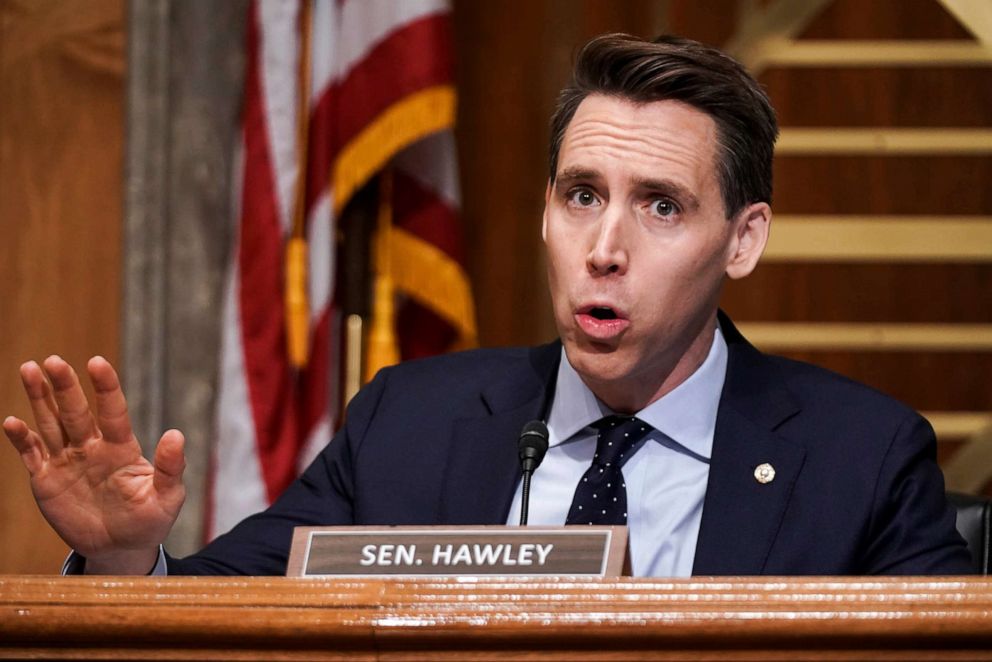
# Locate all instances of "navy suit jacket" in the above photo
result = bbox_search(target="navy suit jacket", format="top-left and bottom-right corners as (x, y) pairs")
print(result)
(170, 315), (972, 575)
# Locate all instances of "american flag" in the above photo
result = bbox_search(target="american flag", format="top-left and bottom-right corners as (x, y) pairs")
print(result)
(208, 0), (475, 539)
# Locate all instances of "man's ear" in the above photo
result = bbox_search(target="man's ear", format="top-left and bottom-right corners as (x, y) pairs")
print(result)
(542, 180), (552, 242)
(726, 202), (771, 280)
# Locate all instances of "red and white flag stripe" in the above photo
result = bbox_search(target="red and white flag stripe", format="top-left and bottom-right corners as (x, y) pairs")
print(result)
(209, 0), (462, 539)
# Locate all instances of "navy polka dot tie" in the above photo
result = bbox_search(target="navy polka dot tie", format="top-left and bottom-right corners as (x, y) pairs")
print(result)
(565, 416), (652, 525)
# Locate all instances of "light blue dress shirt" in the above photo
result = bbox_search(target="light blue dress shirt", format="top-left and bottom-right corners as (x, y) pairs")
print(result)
(505, 326), (728, 577)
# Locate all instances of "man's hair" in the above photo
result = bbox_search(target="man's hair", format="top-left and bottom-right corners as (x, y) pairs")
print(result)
(549, 34), (778, 217)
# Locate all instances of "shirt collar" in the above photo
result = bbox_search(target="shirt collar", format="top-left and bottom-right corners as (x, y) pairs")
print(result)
(546, 325), (728, 460)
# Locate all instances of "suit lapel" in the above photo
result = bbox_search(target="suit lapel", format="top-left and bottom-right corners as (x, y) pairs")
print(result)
(692, 314), (806, 575)
(692, 405), (806, 574)
(438, 343), (560, 524)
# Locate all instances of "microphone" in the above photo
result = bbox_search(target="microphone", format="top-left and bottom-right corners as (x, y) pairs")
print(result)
(517, 420), (549, 525)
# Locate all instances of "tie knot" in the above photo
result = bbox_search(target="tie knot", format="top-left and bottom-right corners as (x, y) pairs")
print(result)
(591, 416), (652, 469)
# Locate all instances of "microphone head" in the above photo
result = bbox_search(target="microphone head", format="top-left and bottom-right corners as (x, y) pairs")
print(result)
(518, 420), (550, 472)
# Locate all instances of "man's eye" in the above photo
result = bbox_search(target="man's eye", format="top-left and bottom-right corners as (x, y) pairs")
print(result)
(650, 198), (679, 217)
(569, 189), (599, 207)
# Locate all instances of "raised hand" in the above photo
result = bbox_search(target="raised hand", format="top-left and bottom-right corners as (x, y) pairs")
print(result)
(3, 356), (186, 574)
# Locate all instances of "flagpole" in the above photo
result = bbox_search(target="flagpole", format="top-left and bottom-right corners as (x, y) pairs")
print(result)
(364, 170), (401, 382)
(285, 0), (314, 369)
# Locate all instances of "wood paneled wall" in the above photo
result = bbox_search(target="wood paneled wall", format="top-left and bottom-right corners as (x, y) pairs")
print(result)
(0, 0), (125, 572)
(714, 0), (992, 490)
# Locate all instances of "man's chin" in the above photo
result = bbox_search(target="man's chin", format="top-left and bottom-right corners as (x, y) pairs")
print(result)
(565, 331), (623, 355)
(564, 341), (633, 384)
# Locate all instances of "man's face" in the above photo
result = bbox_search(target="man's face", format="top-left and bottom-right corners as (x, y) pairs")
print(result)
(543, 95), (768, 411)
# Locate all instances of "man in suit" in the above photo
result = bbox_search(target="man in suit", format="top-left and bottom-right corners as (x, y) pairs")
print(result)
(3, 35), (972, 576)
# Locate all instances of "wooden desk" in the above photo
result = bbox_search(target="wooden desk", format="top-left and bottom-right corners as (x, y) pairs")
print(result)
(1, 576), (991, 660)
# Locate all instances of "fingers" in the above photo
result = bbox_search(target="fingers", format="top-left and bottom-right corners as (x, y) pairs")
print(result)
(19, 360), (69, 455)
(3, 416), (47, 474)
(19, 356), (124, 455)
(153, 429), (187, 494)
(87, 356), (135, 445)
(43, 356), (99, 445)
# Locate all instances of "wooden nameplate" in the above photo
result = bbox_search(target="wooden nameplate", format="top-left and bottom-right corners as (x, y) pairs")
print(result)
(287, 525), (628, 577)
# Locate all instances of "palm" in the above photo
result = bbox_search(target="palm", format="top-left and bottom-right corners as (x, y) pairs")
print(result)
(32, 436), (181, 556)
(3, 356), (185, 569)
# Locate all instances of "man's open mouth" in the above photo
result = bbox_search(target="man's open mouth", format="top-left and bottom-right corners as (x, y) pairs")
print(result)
(588, 306), (618, 321)
(575, 305), (630, 340)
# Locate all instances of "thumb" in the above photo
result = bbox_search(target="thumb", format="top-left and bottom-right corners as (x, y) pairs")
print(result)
(152, 428), (186, 494)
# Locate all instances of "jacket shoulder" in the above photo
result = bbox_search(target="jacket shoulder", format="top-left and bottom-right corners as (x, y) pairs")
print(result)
(764, 353), (920, 426)
(357, 343), (560, 416)
(376, 346), (536, 382)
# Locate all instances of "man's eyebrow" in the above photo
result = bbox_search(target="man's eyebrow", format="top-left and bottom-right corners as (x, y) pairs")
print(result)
(554, 167), (600, 187)
(633, 177), (700, 212)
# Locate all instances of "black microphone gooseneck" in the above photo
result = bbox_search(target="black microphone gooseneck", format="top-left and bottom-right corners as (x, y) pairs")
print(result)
(517, 420), (550, 525)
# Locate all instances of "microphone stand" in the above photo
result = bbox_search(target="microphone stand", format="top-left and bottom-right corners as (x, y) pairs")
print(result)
(519, 468), (535, 525)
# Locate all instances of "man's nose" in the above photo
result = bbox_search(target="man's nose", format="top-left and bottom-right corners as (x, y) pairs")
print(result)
(586, 206), (629, 276)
